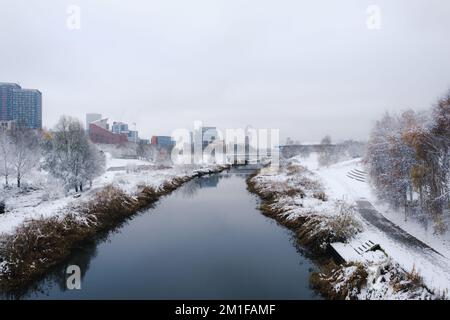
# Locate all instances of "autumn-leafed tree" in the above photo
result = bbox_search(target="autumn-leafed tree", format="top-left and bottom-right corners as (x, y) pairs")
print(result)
(430, 93), (450, 211)
(366, 91), (450, 233)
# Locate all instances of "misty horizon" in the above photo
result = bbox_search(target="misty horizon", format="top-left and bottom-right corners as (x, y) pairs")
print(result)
(2, 0), (450, 142)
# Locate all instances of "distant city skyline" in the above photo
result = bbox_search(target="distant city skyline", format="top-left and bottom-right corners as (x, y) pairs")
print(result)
(2, 1), (450, 142)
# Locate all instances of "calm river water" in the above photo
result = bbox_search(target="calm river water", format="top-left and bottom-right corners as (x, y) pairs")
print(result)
(12, 169), (320, 299)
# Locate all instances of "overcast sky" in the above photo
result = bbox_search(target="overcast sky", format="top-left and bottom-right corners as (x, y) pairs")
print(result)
(1, 0), (450, 142)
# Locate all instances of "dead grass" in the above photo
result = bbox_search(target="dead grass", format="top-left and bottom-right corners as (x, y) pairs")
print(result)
(247, 166), (370, 299)
(328, 201), (362, 240)
(392, 264), (426, 294)
(286, 164), (307, 176)
(310, 261), (368, 300)
(0, 185), (141, 290)
(247, 171), (360, 255)
(313, 191), (327, 202)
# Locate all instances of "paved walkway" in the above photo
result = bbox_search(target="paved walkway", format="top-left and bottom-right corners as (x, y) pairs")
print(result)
(356, 200), (444, 257)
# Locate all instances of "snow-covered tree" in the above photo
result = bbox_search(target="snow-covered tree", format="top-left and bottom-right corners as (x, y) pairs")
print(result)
(318, 135), (337, 167)
(9, 129), (41, 187)
(43, 116), (105, 192)
(366, 90), (450, 232)
(430, 92), (450, 215)
(82, 142), (106, 189)
(0, 130), (13, 187)
(137, 140), (158, 162)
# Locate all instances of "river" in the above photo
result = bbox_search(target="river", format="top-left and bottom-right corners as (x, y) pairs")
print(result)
(12, 169), (320, 299)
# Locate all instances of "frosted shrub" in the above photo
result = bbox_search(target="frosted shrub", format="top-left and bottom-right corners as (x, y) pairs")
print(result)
(310, 261), (368, 299)
(329, 200), (362, 240)
(286, 164), (306, 176)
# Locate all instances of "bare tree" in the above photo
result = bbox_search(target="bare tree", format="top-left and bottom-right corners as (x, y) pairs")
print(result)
(9, 129), (40, 188)
(318, 135), (337, 167)
(82, 141), (106, 189)
(137, 141), (159, 162)
(0, 130), (13, 187)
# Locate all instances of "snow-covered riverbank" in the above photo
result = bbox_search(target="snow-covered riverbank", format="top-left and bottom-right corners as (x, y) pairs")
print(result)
(0, 154), (226, 235)
(0, 154), (229, 290)
(247, 154), (447, 299)
(309, 155), (450, 298)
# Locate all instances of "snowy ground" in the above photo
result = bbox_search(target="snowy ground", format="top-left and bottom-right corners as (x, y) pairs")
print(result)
(0, 153), (221, 236)
(104, 152), (154, 168)
(293, 152), (450, 297)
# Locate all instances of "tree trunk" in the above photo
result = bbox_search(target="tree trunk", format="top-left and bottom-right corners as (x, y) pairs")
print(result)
(419, 185), (423, 209)
(17, 176), (21, 188)
(75, 185), (79, 192)
(404, 194), (408, 222)
(79, 183), (83, 192)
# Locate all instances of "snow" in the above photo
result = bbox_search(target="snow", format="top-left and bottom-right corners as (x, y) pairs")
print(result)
(293, 152), (450, 296)
(0, 153), (223, 236)
(331, 237), (386, 265)
(295, 155), (373, 202)
(104, 152), (152, 168)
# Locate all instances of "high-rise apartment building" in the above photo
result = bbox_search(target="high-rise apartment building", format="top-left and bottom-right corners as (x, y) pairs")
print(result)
(0, 82), (42, 129)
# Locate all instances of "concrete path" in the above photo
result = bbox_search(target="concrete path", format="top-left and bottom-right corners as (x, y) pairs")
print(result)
(356, 200), (444, 257)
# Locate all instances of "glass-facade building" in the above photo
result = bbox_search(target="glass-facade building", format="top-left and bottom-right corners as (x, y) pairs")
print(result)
(0, 82), (42, 129)
(112, 122), (129, 134)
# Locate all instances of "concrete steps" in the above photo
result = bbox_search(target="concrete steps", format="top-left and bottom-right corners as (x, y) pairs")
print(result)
(346, 168), (366, 182)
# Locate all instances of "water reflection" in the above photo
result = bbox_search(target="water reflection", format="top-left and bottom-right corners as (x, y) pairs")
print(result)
(180, 175), (220, 198)
(3, 171), (320, 300)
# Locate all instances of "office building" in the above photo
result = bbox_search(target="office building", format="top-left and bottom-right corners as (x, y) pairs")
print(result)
(112, 121), (139, 142)
(151, 136), (175, 148)
(0, 120), (16, 131)
(89, 118), (128, 144)
(0, 82), (42, 129)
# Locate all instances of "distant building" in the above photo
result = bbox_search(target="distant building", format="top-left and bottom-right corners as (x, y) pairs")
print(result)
(202, 127), (218, 147)
(112, 121), (139, 142)
(89, 118), (127, 144)
(87, 116), (143, 144)
(92, 118), (109, 130)
(151, 136), (175, 148)
(111, 121), (129, 134)
(86, 113), (102, 132)
(191, 124), (219, 151)
(127, 130), (139, 143)
(0, 83), (19, 121)
(0, 82), (42, 129)
(0, 120), (16, 131)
